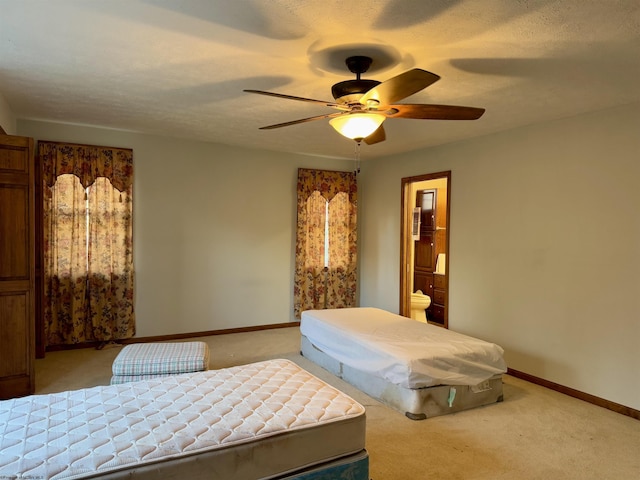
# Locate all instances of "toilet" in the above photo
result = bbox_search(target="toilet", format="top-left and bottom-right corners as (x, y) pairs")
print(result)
(410, 290), (432, 323)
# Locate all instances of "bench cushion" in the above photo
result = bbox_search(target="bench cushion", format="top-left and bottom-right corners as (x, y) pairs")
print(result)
(112, 342), (210, 377)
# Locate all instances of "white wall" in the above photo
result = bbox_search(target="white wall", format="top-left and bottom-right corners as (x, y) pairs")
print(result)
(359, 102), (640, 410)
(0, 92), (17, 134)
(18, 119), (353, 336)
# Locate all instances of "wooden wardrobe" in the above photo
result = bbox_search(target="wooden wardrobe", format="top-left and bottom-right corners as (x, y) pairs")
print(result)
(0, 134), (35, 399)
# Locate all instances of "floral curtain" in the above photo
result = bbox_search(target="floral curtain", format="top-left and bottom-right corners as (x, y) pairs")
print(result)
(39, 141), (135, 346)
(294, 168), (357, 318)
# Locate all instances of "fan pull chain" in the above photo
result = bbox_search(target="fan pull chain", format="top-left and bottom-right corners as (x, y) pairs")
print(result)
(354, 141), (361, 174)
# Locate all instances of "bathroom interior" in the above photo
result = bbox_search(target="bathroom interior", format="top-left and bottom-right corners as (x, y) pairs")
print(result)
(406, 176), (448, 326)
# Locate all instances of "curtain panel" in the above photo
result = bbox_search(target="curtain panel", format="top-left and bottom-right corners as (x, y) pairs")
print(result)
(294, 168), (357, 319)
(39, 141), (135, 346)
(40, 141), (133, 191)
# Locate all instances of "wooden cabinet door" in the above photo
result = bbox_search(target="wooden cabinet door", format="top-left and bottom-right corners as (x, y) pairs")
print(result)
(414, 189), (436, 273)
(414, 230), (435, 272)
(0, 134), (35, 399)
(416, 189), (435, 233)
(413, 271), (433, 299)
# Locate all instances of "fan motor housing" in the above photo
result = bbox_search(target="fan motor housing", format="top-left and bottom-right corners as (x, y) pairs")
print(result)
(331, 79), (381, 102)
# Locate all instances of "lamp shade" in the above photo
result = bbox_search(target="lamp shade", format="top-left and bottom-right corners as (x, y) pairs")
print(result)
(329, 113), (385, 141)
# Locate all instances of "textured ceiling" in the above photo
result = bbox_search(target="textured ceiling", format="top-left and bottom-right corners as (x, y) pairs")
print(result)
(1, 0), (639, 159)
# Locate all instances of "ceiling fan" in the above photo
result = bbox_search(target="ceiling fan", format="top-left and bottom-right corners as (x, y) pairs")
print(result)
(244, 55), (485, 145)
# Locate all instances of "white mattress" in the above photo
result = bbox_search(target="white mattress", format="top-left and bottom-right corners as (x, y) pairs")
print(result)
(300, 307), (507, 389)
(0, 359), (366, 480)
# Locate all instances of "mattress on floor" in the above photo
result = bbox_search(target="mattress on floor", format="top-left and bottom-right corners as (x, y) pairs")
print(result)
(302, 335), (503, 420)
(0, 359), (366, 480)
(300, 307), (507, 389)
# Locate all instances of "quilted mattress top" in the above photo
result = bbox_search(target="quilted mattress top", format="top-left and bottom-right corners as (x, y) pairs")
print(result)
(0, 359), (365, 480)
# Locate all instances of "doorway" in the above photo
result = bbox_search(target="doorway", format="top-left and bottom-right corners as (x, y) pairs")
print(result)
(400, 171), (450, 328)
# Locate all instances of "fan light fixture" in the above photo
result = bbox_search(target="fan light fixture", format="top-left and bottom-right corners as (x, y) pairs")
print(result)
(329, 113), (385, 141)
(245, 55), (486, 146)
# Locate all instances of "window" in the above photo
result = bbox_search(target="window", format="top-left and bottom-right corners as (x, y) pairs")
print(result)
(293, 168), (357, 318)
(39, 141), (135, 346)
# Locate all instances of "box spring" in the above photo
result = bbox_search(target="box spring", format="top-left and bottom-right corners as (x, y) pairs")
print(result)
(302, 335), (503, 420)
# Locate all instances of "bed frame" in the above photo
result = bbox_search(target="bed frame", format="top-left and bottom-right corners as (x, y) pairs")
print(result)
(300, 307), (506, 420)
(0, 359), (368, 480)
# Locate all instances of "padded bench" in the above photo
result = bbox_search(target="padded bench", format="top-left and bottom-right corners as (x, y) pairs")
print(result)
(111, 341), (210, 385)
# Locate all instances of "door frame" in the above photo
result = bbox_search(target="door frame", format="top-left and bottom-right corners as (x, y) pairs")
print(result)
(400, 171), (451, 327)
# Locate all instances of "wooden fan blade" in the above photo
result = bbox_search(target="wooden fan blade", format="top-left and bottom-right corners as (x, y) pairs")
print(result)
(364, 125), (386, 145)
(359, 69), (440, 106)
(244, 89), (341, 108)
(386, 104), (485, 120)
(258, 112), (344, 129)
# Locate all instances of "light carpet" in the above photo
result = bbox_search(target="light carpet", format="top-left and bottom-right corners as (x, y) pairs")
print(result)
(35, 327), (639, 480)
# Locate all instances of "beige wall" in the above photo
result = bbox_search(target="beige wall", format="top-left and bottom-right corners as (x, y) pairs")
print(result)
(18, 119), (354, 336)
(358, 102), (640, 410)
(18, 102), (640, 410)
(0, 92), (17, 134)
